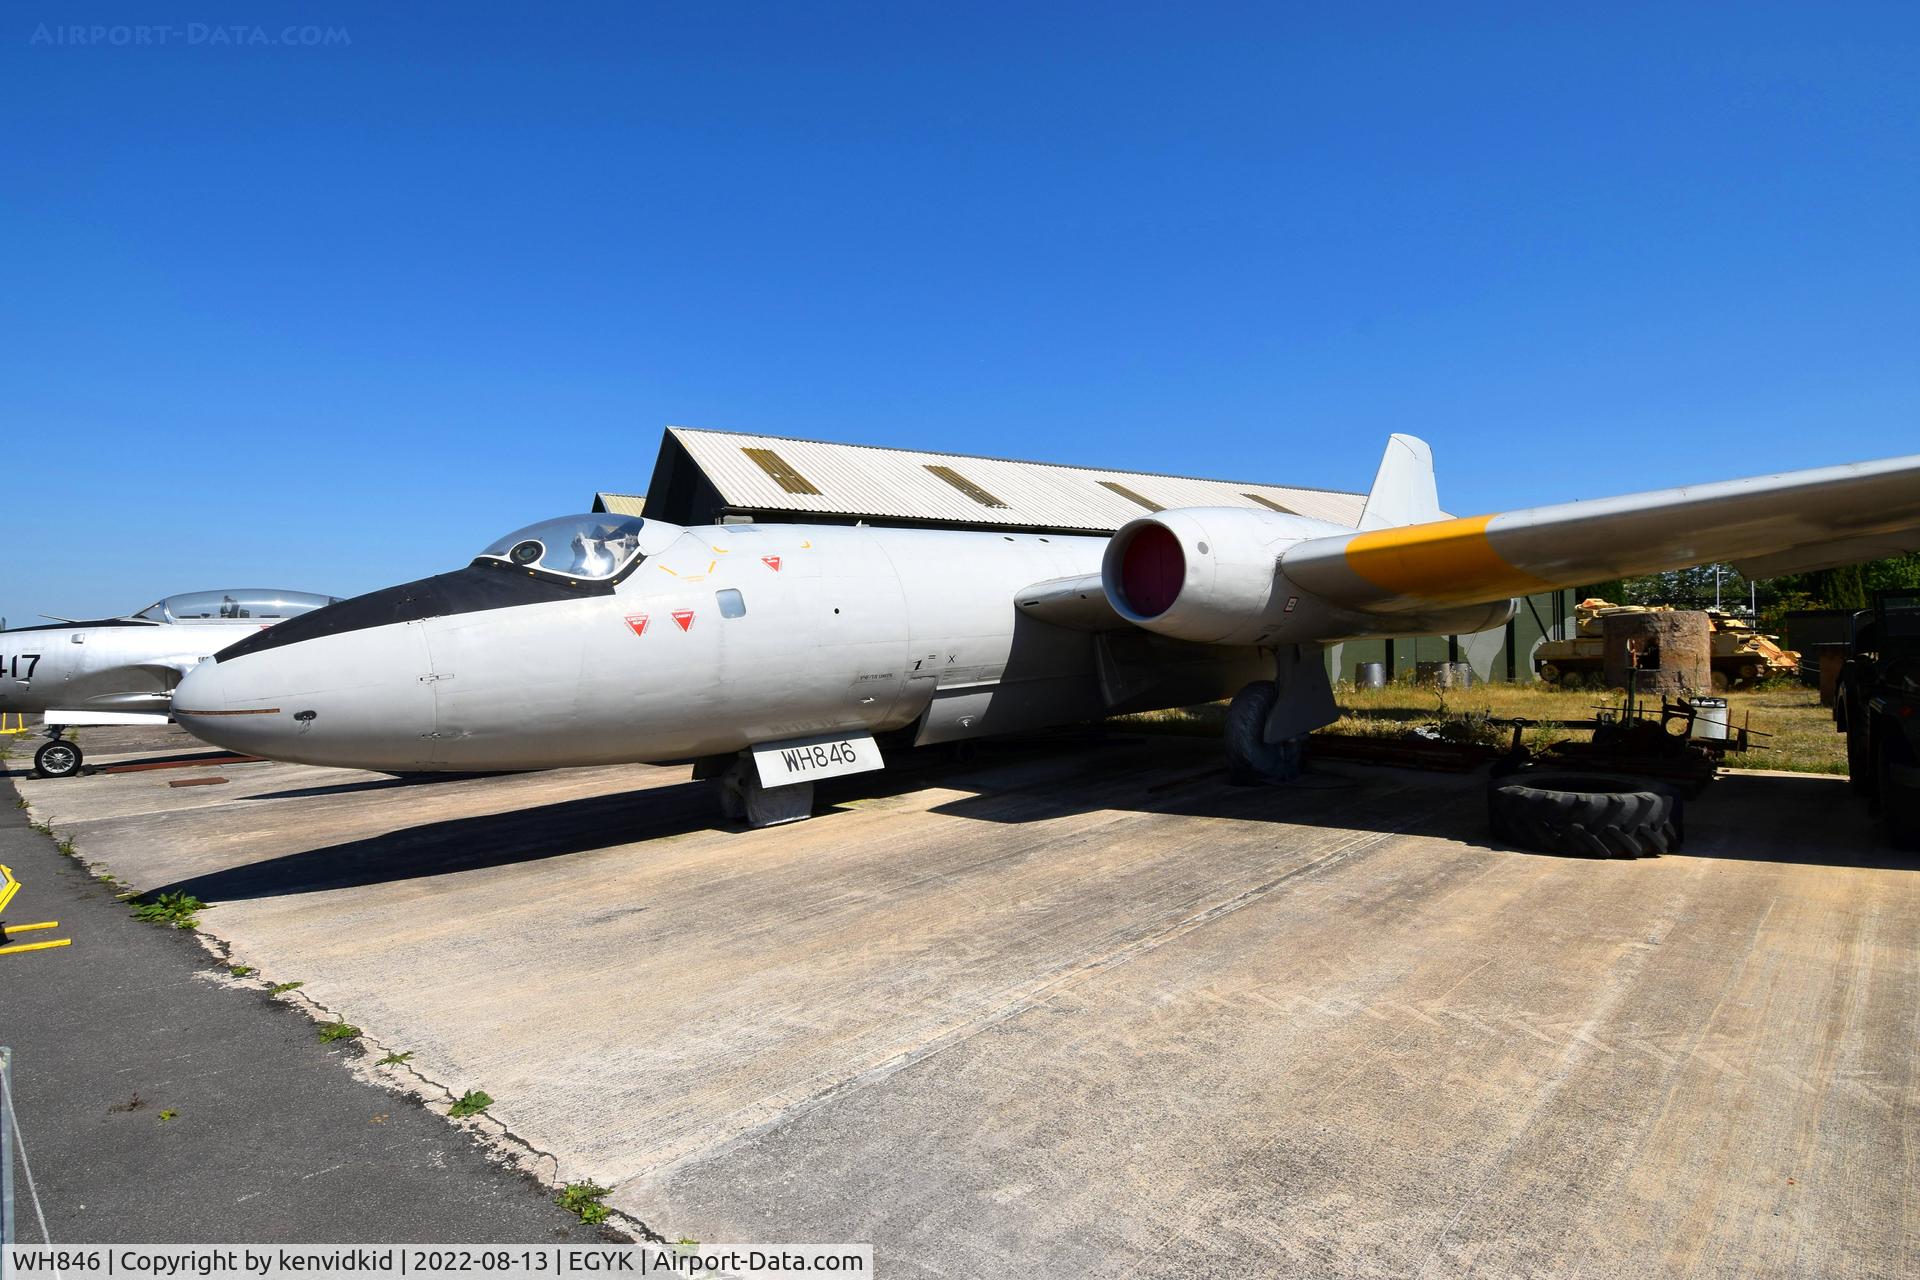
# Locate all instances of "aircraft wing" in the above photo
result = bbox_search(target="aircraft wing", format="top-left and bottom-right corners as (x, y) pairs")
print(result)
(125, 656), (208, 689)
(1282, 452), (1920, 614)
(1015, 573), (1128, 631)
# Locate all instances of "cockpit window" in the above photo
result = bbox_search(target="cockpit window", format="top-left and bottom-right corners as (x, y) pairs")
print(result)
(137, 590), (340, 623)
(475, 515), (649, 584)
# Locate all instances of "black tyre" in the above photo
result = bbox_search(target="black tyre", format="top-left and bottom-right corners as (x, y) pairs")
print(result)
(33, 739), (84, 779)
(1488, 772), (1682, 859)
(1846, 719), (1873, 794)
(1224, 681), (1304, 785)
(1877, 742), (1920, 852)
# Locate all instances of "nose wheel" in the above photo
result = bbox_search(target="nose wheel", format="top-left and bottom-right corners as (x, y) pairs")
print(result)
(33, 737), (84, 779)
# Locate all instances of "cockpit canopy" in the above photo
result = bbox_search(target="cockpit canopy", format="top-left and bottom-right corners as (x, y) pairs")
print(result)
(474, 515), (649, 584)
(136, 589), (340, 624)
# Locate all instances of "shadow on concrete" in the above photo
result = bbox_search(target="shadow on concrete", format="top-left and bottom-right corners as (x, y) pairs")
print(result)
(151, 780), (722, 901)
(243, 771), (526, 802)
(921, 733), (1916, 873)
(151, 733), (1911, 903)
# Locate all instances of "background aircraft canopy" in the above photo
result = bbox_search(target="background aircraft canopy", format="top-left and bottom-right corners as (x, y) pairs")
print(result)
(476, 514), (649, 582)
(136, 589), (339, 623)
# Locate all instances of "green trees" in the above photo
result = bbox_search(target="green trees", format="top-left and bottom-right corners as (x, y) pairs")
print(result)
(1583, 552), (1919, 621)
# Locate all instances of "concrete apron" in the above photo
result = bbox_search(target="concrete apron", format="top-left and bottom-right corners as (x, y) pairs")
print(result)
(12, 729), (1917, 1278)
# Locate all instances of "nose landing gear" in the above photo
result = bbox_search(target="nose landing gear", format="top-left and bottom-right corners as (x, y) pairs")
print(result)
(32, 733), (84, 779)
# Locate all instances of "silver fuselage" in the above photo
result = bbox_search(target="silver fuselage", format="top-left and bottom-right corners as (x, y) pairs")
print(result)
(0, 618), (274, 717)
(173, 521), (1273, 771)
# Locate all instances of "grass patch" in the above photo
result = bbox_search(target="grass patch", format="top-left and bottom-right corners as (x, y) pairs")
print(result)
(448, 1090), (493, 1119)
(129, 891), (206, 930)
(269, 980), (304, 996)
(317, 1022), (361, 1043)
(1116, 683), (1845, 775)
(157, 1109), (177, 1122)
(376, 1051), (413, 1066)
(228, 964), (254, 978)
(556, 1182), (612, 1225)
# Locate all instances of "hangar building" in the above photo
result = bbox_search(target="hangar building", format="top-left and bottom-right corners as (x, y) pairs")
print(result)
(598, 427), (1577, 683)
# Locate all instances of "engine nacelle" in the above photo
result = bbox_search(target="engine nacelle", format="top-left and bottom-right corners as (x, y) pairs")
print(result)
(1102, 508), (1339, 645)
(1103, 507), (1518, 646)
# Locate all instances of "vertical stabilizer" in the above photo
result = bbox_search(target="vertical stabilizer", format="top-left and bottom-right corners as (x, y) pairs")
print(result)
(1359, 434), (1444, 530)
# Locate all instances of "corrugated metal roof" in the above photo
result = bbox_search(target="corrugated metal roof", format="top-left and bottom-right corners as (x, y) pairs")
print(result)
(593, 492), (647, 517)
(663, 427), (1367, 533)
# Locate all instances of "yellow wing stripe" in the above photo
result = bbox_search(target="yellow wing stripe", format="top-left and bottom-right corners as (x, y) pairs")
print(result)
(1343, 515), (1557, 601)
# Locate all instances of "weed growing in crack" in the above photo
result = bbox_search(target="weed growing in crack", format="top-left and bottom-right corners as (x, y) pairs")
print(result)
(318, 1022), (361, 1043)
(448, 1090), (493, 1119)
(557, 1182), (612, 1225)
(129, 891), (206, 929)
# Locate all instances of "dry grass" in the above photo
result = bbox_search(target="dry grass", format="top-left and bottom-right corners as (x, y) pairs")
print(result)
(1114, 681), (1845, 775)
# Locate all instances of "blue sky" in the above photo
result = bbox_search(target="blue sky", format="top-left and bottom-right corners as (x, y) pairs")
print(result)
(3, 2), (1915, 617)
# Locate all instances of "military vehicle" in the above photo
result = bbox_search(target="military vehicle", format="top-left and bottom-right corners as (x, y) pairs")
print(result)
(1833, 590), (1920, 849)
(1535, 599), (1800, 690)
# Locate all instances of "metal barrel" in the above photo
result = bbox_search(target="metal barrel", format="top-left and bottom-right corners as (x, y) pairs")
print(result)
(1689, 696), (1730, 741)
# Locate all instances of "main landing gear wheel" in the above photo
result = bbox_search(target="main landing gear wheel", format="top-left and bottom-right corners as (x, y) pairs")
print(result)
(1877, 744), (1920, 852)
(1224, 680), (1306, 785)
(1488, 772), (1682, 859)
(33, 739), (84, 779)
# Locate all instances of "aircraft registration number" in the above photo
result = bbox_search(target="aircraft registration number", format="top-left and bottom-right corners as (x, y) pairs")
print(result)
(751, 731), (884, 787)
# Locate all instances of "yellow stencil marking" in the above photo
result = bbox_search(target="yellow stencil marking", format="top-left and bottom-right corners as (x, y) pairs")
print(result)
(0, 863), (72, 956)
(1343, 515), (1555, 601)
(657, 565), (679, 577)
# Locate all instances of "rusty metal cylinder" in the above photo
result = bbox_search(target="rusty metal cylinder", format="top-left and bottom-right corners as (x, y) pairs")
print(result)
(1601, 610), (1713, 697)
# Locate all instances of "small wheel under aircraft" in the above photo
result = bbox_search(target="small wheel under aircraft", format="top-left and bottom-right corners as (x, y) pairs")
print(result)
(33, 739), (84, 779)
(1224, 680), (1306, 785)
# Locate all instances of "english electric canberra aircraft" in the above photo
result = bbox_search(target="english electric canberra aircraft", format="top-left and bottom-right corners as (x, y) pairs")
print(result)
(172, 439), (1920, 824)
(1, 589), (338, 778)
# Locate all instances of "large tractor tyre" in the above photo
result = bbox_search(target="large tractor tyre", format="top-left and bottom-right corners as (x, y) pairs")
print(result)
(1877, 742), (1920, 852)
(1846, 719), (1874, 794)
(33, 739), (84, 779)
(1488, 772), (1682, 859)
(1224, 681), (1305, 785)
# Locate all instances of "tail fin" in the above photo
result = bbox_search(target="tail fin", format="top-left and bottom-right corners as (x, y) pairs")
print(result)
(1359, 434), (1444, 530)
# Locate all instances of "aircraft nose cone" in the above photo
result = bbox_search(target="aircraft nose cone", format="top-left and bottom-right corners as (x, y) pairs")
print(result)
(172, 658), (273, 755)
(173, 623), (440, 771)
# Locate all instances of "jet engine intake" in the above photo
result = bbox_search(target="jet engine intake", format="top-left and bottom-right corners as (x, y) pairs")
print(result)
(1102, 507), (1519, 647)
(1103, 508), (1338, 646)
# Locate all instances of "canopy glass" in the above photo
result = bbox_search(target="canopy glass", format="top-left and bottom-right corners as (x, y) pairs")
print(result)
(475, 514), (649, 583)
(137, 590), (340, 623)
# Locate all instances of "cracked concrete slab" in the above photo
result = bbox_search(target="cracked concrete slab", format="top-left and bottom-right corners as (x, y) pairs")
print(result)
(9, 725), (1916, 1276)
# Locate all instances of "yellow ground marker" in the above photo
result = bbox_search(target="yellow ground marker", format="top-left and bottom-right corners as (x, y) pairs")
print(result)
(0, 863), (72, 956)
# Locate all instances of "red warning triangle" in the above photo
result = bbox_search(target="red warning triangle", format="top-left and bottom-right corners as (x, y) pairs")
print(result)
(671, 610), (696, 632)
(761, 555), (782, 572)
(623, 614), (649, 637)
